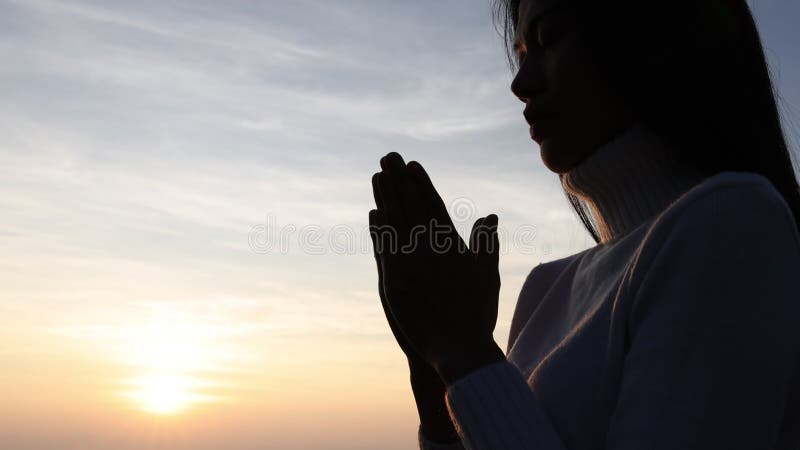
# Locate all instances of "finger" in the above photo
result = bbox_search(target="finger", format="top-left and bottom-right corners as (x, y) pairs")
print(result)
(377, 170), (409, 240)
(369, 209), (389, 298)
(469, 216), (486, 255)
(371, 172), (384, 210)
(381, 151), (406, 171)
(489, 215), (500, 272)
(372, 209), (419, 357)
(374, 205), (407, 280)
(476, 214), (501, 279)
(368, 208), (382, 263)
(398, 168), (427, 230)
(406, 161), (454, 229)
(369, 209), (391, 325)
(376, 204), (444, 363)
(383, 277), (443, 363)
(378, 152), (409, 234)
(370, 207), (399, 262)
(476, 214), (500, 334)
(406, 160), (468, 254)
(383, 155), (431, 254)
(372, 209), (405, 319)
(369, 209), (384, 301)
(381, 153), (425, 229)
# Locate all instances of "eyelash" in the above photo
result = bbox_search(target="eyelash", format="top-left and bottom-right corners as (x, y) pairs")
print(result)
(538, 26), (562, 48)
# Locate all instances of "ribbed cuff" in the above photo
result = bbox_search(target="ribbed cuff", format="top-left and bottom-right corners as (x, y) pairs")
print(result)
(418, 425), (466, 450)
(444, 360), (565, 450)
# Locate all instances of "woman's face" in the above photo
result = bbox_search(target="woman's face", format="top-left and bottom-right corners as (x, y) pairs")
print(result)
(511, 0), (634, 174)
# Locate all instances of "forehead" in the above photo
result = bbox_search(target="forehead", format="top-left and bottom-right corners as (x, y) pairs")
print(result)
(515, 0), (565, 39)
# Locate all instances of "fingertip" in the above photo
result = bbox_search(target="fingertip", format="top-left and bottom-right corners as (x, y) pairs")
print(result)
(472, 216), (486, 229)
(408, 160), (428, 176)
(373, 171), (386, 189)
(387, 151), (405, 162)
(385, 152), (406, 173)
(409, 161), (433, 187)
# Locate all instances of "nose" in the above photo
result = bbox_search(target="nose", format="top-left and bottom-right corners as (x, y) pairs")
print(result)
(510, 54), (546, 103)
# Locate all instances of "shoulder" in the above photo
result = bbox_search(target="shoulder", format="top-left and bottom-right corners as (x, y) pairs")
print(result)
(640, 170), (799, 253)
(623, 170), (800, 314)
(631, 171), (800, 271)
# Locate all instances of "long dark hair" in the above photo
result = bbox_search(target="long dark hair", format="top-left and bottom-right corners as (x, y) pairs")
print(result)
(493, 0), (800, 243)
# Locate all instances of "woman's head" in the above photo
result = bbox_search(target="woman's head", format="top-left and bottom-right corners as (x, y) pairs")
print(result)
(494, 0), (800, 242)
(507, 0), (633, 174)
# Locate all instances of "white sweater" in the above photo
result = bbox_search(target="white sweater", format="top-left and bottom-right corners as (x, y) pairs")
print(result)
(419, 124), (800, 449)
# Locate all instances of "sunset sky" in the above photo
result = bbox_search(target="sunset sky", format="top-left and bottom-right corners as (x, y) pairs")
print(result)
(1, 0), (798, 448)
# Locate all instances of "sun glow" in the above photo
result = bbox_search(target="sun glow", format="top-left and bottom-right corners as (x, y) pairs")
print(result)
(114, 308), (233, 416)
(128, 373), (209, 415)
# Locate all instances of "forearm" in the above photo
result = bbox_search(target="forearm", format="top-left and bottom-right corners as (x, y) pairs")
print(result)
(410, 338), (505, 444)
(409, 360), (461, 444)
(433, 337), (506, 386)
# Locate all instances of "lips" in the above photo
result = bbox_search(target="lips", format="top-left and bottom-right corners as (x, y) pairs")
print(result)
(523, 104), (559, 144)
(528, 114), (559, 144)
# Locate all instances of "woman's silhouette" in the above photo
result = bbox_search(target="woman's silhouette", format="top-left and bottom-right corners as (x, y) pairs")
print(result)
(368, 0), (800, 448)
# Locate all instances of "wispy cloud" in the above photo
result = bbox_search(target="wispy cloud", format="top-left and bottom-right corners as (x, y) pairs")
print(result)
(2, 0), (798, 448)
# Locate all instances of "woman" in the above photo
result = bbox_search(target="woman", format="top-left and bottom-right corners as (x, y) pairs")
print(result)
(368, 0), (800, 448)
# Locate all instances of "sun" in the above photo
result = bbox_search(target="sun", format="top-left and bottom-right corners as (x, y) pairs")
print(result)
(120, 320), (224, 416)
(129, 374), (199, 415)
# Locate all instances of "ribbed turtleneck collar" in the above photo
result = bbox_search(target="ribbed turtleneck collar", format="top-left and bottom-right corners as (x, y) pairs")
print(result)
(560, 122), (706, 245)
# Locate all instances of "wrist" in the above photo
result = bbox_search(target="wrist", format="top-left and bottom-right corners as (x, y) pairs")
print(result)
(407, 360), (459, 443)
(407, 358), (446, 407)
(433, 338), (506, 386)
(419, 421), (460, 444)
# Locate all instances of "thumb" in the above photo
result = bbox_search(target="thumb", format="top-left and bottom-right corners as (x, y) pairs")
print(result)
(475, 214), (500, 283)
(469, 216), (486, 254)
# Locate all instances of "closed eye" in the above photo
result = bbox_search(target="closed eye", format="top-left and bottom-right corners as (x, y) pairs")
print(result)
(515, 4), (576, 52)
(537, 11), (571, 47)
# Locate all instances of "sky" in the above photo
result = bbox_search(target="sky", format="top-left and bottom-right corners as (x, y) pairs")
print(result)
(0, 0), (798, 449)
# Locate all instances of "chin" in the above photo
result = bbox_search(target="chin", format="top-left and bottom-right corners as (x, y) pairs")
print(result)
(538, 135), (585, 174)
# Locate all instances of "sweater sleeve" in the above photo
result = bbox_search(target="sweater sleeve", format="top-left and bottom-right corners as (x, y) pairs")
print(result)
(418, 425), (467, 450)
(443, 182), (800, 450)
(445, 360), (567, 449)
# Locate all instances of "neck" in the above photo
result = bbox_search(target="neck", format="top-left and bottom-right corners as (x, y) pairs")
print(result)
(560, 122), (706, 244)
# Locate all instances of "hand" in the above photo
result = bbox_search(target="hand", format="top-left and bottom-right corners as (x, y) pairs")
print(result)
(369, 152), (505, 384)
(368, 166), (444, 379)
(368, 208), (458, 442)
(369, 158), (454, 434)
(368, 206), (437, 374)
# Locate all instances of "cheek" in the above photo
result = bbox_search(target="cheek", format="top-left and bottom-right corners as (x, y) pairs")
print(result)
(550, 37), (630, 137)
(547, 36), (603, 108)
(539, 36), (632, 172)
